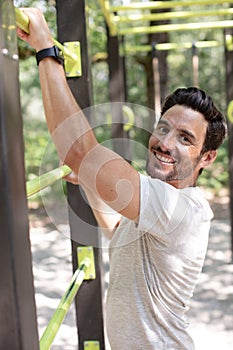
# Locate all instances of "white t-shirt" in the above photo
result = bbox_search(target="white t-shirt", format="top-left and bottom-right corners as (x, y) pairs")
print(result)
(106, 174), (213, 350)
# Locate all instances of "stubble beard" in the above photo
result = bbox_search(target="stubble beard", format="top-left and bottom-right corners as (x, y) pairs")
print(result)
(146, 159), (178, 181)
(146, 155), (202, 184)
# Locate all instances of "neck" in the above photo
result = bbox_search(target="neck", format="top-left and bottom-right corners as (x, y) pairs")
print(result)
(166, 177), (198, 189)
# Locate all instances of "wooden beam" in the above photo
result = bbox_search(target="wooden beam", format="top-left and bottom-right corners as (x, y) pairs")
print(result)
(56, 1), (106, 348)
(107, 27), (129, 158)
(0, 1), (39, 349)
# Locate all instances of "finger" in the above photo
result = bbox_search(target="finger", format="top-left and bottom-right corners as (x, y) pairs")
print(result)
(16, 27), (28, 40)
(63, 171), (79, 185)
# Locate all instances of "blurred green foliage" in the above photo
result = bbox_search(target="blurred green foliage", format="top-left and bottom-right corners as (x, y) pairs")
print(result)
(16, 0), (229, 199)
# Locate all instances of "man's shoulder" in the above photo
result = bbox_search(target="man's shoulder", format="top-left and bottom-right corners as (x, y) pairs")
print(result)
(139, 173), (213, 219)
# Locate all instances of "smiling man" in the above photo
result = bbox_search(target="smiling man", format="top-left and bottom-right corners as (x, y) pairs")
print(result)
(17, 8), (227, 350)
(147, 102), (218, 187)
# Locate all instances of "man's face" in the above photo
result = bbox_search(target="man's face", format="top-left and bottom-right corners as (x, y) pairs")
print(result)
(146, 105), (212, 188)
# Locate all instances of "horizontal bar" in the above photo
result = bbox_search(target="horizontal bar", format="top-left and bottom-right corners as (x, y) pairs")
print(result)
(15, 8), (79, 64)
(26, 165), (71, 198)
(15, 7), (29, 33)
(93, 41), (220, 60)
(111, 0), (232, 12)
(124, 40), (220, 53)
(39, 258), (90, 350)
(114, 8), (233, 23)
(119, 20), (233, 35)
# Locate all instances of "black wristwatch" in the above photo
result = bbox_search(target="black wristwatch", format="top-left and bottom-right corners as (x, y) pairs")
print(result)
(36, 46), (64, 66)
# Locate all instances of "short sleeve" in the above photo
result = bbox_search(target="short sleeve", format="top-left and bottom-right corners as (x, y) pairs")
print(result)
(137, 174), (196, 241)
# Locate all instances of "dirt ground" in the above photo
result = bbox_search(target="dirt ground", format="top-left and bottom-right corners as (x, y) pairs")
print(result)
(29, 188), (233, 349)
(187, 190), (233, 350)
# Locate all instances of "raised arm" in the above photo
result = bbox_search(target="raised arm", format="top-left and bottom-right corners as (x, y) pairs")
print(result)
(17, 8), (140, 222)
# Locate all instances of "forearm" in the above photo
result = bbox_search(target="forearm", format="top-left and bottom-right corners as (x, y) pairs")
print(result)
(39, 59), (79, 134)
(38, 58), (98, 172)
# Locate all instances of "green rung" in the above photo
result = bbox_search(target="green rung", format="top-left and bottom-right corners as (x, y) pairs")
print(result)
(40, 257), (91, 350)
(26, 165), (72, 198)
(114, 8), (233, 23)
(119, 20), (233, 36)
(110, 0), (233, 12)
(123, 40), (220, 54)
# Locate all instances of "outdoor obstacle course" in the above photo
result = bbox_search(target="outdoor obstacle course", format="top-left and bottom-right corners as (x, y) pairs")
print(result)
(1, 1), (233, 349)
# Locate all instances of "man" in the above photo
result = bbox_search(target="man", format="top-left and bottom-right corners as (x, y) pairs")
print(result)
(17, 8), (226, 350)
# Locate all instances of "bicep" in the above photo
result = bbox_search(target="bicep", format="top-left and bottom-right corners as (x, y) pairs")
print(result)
(78, 144), (140, 221)
(82, 184), (122, 240)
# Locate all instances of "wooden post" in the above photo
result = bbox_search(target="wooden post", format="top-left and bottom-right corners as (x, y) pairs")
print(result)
(56, 1), (106, 348)
(106, 29), (129, 158)
(0, 1), (39, 349)
(224, 28), (233, 262)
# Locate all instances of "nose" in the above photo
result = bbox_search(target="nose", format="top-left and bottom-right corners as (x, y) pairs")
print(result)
(157, 130), (177, 152)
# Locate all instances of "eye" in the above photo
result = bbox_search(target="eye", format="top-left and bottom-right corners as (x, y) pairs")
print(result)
(155, 125), (169, 135)
(180, 134), (192, 144)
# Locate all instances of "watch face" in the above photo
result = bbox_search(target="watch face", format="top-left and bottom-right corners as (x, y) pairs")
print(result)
(54, 46), (64, 64)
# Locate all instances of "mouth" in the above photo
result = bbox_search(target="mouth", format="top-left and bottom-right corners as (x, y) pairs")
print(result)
(153, 149), (176, 164)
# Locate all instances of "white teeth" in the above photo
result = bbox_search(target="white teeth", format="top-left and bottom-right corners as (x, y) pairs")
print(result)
(155, 153), (174, 164)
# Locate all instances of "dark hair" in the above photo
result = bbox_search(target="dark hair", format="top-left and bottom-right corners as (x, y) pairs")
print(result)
(161, 87), (227, 153)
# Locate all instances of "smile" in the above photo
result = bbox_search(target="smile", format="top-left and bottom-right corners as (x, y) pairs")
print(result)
(154, 151), (175, 164)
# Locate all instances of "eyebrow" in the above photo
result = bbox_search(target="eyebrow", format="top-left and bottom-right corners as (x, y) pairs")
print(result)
(179, 128), (197, 141)
(157, 119), (197, 141)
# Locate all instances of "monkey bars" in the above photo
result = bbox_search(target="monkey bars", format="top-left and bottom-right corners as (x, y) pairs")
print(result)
(98, 0), (233, 36)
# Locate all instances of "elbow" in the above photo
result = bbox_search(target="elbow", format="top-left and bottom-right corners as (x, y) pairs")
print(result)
(62, 144), (81, 172)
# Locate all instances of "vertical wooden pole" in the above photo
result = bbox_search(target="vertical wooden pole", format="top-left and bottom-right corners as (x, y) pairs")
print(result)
(107, 33), (127, 104)
(224, 28), (233, 262)
(106, 30), (129, 158)
(56, 1), (106, 348)
(0, 1), (39, 349)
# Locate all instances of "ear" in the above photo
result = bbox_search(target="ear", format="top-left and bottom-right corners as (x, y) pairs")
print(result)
(200, 150), (217, 169)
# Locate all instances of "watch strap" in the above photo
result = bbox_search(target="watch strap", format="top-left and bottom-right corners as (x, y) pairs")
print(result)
(36, 46), (64, 66)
